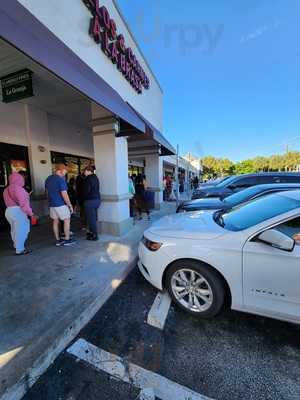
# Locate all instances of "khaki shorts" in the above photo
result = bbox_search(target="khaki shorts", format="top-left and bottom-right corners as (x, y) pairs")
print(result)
(49, 205), (70, 220)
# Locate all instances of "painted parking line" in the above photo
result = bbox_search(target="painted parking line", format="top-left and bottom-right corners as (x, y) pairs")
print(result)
(139, 388), (155, 400)
(67, 338), (212, 400)
(147, 291), (172, 330)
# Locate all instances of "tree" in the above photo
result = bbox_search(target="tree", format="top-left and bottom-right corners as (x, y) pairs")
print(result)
(201, 156), (218, 177)
(215, 158), (234, 175)
(233, 159), (255, 174)
(252, 156), (269, 172)
(269, 155), (284, 171)
(283, 152), (300, 171)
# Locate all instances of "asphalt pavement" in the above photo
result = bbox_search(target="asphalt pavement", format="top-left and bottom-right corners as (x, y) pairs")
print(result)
(23, 267), (300, 400)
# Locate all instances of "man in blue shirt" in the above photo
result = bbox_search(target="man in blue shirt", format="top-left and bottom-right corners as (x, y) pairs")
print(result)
(45, 164), (76, 246)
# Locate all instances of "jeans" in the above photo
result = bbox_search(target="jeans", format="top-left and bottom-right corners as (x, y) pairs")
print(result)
(84, 199), (100, 236)
(5, 206), (30, 253)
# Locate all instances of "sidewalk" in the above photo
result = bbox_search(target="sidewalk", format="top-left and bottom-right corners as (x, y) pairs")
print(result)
(0, 203), (176, 400)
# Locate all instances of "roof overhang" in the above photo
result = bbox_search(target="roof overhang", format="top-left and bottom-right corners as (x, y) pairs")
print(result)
(0, 0), (145, 134)
(119, 104), (176, 156)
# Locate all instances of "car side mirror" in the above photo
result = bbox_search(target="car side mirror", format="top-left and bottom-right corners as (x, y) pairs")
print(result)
(257, 229), (295, 251)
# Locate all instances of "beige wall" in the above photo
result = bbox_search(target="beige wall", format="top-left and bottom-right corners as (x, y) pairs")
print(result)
(17, 0), (163, 132)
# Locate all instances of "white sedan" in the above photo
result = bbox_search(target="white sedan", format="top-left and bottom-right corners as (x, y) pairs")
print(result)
(138, 191), (300, 323)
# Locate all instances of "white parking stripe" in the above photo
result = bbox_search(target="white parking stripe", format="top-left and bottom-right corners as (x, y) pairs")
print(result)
(147, 291), (172, 330)
(138, 388), (155, 400)
(67, 339), (212, 400)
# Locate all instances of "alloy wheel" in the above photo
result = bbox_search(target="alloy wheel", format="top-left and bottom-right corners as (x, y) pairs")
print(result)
(171, 268), (213, 313)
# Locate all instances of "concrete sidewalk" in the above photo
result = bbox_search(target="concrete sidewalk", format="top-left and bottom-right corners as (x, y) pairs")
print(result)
(0, 203), (176, 400)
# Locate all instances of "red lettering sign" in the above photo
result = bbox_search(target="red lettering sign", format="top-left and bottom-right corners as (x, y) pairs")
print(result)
(82, 0), (150, 94)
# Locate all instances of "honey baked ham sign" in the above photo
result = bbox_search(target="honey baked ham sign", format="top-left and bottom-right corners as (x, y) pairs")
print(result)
(82, 0), (150, 94)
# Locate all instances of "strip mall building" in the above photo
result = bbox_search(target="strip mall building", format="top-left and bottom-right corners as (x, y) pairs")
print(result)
(0, 0), (198, 235)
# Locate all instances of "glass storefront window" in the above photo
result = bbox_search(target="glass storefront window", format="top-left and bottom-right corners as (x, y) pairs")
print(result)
(128, 165), (144, 176)
(51, 151), (94, 181)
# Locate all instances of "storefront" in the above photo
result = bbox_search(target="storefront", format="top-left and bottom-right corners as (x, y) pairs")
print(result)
(0, 0), (175, 235)
(51, 151), (94, 180)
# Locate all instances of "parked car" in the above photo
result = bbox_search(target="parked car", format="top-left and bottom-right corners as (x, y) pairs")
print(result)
(192, 172), (300, 200)
(177, 183), (300, 213)
(199, 176), (232, 187)
(138, 190), (300, 324)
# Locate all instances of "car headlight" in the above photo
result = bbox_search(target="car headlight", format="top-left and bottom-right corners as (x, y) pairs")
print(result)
(142, 236), (162, 251)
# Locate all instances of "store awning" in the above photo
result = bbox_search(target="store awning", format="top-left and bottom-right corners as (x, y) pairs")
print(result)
(121, 104), (176, 156)
(0, 0), (145, 134)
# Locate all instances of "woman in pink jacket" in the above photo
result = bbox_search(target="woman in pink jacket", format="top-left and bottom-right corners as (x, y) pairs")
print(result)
(3, 172), (34, 255)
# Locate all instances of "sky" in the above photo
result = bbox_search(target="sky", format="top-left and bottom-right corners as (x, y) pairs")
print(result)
(117, 0), (300, 161)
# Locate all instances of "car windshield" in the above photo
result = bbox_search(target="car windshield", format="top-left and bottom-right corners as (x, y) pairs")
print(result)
(224, 185), (267, 207)
(215, 175), (237, 188)
(214, 194), (300, 231)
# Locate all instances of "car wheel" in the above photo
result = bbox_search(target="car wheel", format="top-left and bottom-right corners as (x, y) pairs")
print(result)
(166, 260), (225, 318)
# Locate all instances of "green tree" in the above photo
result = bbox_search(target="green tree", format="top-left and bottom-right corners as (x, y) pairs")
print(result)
(233, 159), (255, 174)
(269, 154), (284, 171)
(252, 156), (269, 172)
(201, 156), (218, 177)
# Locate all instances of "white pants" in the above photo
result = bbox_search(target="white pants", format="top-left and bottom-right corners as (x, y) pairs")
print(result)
(5, 207), (30, 254)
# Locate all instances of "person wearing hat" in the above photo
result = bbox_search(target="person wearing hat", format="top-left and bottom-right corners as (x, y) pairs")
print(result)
(45, 164), (76, 246)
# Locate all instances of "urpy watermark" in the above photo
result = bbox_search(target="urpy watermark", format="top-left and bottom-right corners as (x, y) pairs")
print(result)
(134, 11), (224, 56)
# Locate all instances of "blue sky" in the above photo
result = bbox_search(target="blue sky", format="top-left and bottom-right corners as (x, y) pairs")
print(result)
(117, 0), (300, 161)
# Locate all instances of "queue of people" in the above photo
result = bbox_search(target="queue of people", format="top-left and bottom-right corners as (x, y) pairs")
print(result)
(163, 174), (199, 201)
(3, 164), (101, 255)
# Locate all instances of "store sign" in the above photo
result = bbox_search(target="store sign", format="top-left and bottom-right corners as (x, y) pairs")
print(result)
(0, 69), (33, 103)
(82, 0), (150, 94)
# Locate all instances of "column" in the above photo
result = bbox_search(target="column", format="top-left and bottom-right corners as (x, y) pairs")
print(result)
(24, 104), (52, 215)
(92, 113), (132, 236)
(144, 153), (163, 209)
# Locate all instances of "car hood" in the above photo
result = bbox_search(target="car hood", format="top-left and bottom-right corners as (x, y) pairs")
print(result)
(146, 211), (226, 240)
(183, 198), (226, 210)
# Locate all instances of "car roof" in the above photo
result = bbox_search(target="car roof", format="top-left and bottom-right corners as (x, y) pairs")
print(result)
(247, 183), (300, 190)
(233, 172), (300, 178)
(276, 190), (300, 201)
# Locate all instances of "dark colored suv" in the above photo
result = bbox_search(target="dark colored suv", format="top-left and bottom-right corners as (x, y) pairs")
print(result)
(192, 172), (300, 199)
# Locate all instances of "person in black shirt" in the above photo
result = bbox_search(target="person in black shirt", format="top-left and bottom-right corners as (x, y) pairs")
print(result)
(75, 172), (87, 230)
(82, 167), (101, 240)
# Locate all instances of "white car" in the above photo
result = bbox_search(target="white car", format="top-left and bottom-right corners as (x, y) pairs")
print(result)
(138, 190), (300, 324)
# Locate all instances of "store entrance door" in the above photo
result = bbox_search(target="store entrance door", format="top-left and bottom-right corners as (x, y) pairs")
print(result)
(0, 142), (31, 231)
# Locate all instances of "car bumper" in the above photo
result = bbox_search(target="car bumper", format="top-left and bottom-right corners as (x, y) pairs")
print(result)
(138, 241), (171, 291)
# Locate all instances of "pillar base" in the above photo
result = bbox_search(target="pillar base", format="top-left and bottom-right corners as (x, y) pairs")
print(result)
(99, 218), (133, 236)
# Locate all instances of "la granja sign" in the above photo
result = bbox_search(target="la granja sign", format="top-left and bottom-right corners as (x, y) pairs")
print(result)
(82, 0), (150, 94)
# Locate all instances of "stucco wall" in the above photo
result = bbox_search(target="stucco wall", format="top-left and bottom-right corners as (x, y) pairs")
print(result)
(17, 0), (163, 132)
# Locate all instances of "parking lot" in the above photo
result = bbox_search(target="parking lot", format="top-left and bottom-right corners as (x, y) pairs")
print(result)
(22, 266), (300, 400)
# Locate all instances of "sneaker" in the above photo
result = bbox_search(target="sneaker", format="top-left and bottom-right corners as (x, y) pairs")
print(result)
(63, 238), (76, 246)
(56, 239), (65, 247)
(87, 234), (99, 241)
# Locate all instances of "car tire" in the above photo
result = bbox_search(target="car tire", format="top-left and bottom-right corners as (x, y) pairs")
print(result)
(166, 260), (226, 318)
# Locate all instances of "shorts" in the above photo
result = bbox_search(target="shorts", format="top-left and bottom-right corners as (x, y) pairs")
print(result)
(49, 205), (70, 220)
